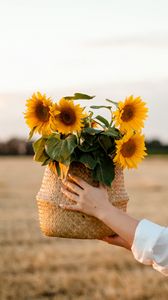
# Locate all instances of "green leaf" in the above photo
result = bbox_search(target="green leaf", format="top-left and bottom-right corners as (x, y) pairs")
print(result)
(79, 153), (97, 169)
(83, 127), (103, 135)
(90, 105), (112, 110)
(95, 115), (109, 127)
(43, 132), (61, 140)
(105, 99), (118, 107)
(33, 137), (49, 163)
(74, 93), (95, 100)
(46, 134), (77, 163)
(93, 157), (115, 186)
(41, 157), (51, 166)
(64, 93), (95, 100)
(102, 127), (120, 137)
(78, 142), (99, 153)
(28, 127), (36, 141)
(79, 129), (102, 152)
(98, 135), (114, 154)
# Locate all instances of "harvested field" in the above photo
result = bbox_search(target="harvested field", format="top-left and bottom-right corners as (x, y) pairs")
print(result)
(0, 156), (168, 300)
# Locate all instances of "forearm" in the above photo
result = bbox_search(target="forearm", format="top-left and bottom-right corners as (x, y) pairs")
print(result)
(97, 204), (140, 246)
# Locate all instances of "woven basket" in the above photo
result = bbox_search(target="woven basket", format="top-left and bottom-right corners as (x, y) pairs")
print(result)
(36, 162), (129, 239)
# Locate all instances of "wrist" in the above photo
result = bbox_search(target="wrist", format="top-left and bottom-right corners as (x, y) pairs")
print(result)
(96, 202), (114, 222)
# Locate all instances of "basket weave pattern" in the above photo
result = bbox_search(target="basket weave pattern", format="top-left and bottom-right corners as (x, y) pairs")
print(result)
(36, 162), (129, 239)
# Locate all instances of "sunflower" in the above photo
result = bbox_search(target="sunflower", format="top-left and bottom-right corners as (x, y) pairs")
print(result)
(113, 132), (147, 169)
(50, 97), (87, 134)
(24, 92), (56, 135)
(113, 95), (148, 132)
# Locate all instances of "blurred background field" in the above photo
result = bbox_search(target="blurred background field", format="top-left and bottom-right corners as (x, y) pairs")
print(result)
(0, 156), (168, 300)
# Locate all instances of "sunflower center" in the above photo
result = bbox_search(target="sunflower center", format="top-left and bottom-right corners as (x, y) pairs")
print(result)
(60, 107), (76, 125)
(35, 103), (50, 122)
(121, 105), (135, 122)
(121, 139), (136, 157)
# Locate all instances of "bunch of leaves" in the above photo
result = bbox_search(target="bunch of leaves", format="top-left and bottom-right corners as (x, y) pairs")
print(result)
(33, 126), (121, 186)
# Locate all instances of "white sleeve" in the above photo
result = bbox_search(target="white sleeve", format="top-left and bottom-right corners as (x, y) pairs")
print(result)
(131, 219), (168, 276)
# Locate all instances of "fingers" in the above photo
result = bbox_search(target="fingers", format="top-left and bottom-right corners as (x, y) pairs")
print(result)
(61, 186), (79, 202)
(62, 180), (83, 195)
(68, 174), (88, 189)
(60, 185), (81, 211)
(59, 202), (80, 211)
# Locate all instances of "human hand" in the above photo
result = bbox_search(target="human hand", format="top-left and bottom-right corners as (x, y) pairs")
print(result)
(60, 173), (138, 247)
(100, 234), (131, 250)
(59, 173), (111, 218)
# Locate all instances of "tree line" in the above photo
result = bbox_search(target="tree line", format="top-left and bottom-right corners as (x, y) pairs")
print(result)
(0, 138), (33, 155)
(0, 138), (168, 156)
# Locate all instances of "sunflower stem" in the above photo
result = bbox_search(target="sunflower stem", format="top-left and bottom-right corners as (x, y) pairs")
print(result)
(93, 120), (105, 129)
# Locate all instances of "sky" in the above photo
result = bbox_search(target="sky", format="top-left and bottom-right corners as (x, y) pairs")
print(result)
(0, 0), (168, 142)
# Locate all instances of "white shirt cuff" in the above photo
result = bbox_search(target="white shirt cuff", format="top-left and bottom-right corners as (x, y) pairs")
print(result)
(131, 219), (165, 265)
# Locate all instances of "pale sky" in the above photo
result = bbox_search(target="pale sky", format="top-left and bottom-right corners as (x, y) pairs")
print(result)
(0, 0), (168, 142)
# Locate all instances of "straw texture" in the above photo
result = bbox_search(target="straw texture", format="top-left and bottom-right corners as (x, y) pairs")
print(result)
(36, 162), (129, 239)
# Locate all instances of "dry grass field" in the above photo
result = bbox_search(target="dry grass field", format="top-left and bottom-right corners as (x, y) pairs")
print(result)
(0, 156), (168, 300)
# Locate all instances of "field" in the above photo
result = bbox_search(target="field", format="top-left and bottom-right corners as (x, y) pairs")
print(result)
(0, 156), (168, 300)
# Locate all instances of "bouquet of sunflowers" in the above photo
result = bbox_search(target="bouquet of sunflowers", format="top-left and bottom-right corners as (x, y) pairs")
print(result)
(24, 92), (148, 186)
(24, 92), (148, 239)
